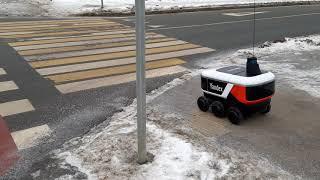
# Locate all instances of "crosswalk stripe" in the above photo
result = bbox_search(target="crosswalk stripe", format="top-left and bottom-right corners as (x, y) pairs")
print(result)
(0, 30), (101, 39)
(19, 38), (175, 56)
(0, 31), (36, 36)
(23, 29), (135, 41)
(56, 65), (188, 94)
(0, 25), (128, 37)
(0, 23), (126, 33)
(36, 47), (212, 75)
(14, 34), (165, 51)
(47, 58), (186, 84)
(0, 19), (107, 26)
(0, 21), (118, 31)
(11, 124), (51, 150)
(0, 25), (130, 36)
(0, 81), (19, 93)
(0, 99), (35, 117)
(0, 24), (60, 30)
(26, 40), (189, 61)
(0, 68), (6, 76)
(10, 32), (152, 46)
(31, 44), (200, 69)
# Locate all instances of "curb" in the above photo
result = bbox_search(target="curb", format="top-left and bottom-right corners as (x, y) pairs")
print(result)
(77, 1), (320, 16)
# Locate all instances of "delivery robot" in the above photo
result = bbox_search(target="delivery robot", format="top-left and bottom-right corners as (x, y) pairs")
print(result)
(197, 57), (275, 125)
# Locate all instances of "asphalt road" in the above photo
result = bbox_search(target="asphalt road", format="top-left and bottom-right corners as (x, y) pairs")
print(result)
(0, 4), (319, 179)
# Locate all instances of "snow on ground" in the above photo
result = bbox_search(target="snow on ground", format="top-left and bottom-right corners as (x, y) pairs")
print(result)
(50, 72), (294, 180)
(0, 0), (319, 16)
(198, 34), (320, 98)
(47, 34), (320, 180)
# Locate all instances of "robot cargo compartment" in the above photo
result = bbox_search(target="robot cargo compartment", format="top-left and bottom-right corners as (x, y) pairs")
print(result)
(201, 76), (275, 101)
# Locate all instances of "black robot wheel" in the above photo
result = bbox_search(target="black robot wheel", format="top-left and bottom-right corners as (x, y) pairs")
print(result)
(261, 104), (271, 114)
(197, 96), (210, 112)
(211, 101), (225, 117)
(227, 107), (244, 125)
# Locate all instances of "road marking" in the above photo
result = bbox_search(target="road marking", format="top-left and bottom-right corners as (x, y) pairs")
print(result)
(0, 21), (118, 31)
(0, 25), (129, 37)
(0, 19), (106, 26)
(47, 58), (186, 84)
(26, 40), (188, 61)
(222, 11), (268, 17)
(0, 30), (100, 39)
(23, 29), (135, 41)
(0, 31), (36, 36)
(13, 34), (164, 51)
(150, 12), (320, 31)
(0, 24), (59, 31)
(6, 18), (216, 93)
(19, 38), (175, 56)
(148, 25), (165, 28)
(0, 99), (35, 117)
(31, 44), (202, 70)
(0, 81), (19, 93)
(0, 68), (6, 76)
(11, 124), (51, 150)
(56, 65), (188, 94)
(10, 32), (154, 46)
(0, 23), (125, 33)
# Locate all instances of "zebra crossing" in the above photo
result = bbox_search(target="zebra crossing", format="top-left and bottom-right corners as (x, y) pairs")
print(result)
(0, 68), (35, 117)
(2, 18), (215, 94)
(0, 68), (48, 150)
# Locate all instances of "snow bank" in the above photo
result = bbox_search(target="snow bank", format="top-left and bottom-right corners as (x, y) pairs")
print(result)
(47, 0), (320, 15)
(1, 0), (319, 16)
(199, 34), (320, 98)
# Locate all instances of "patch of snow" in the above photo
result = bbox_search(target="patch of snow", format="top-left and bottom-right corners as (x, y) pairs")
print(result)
(134, 124), (231, 180)
(31, 170), (41, 178)
(198, 34), (320, 98)
(1, 0), (319, 16)
(57, 151), (98, 180)
(53, 72), (293, 179)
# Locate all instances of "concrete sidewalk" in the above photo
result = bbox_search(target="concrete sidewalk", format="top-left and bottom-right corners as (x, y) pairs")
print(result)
(148, 75), (320, 179)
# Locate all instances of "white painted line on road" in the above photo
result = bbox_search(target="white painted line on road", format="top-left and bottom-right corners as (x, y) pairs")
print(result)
(0, 68), (6, 75)
(148, 25), (165, 28)
(14, 34), (165, 51)
(149, 12), (320, 30)
(26, 29), (134, 41)
(11, 124), (51, 150)
(0, 81), (19, 93)
(37, 47), (214, 75)
(26, 40), (188, 61)
(222, 11), (268, 17)
(56, 65), (188, 94)
(0, 99), (35, 117)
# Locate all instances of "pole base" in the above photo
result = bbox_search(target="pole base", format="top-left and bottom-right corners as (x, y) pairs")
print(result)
(137, 152), (154, 165)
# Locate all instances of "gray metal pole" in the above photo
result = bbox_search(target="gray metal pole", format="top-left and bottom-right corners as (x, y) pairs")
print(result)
(135, 0), (147, 164)
(101, 0), (104, 9)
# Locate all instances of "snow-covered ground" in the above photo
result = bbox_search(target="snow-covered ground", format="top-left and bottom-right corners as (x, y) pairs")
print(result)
(49, 73), (293, 180)
(0, 0), (319, 16)
(39, 34), (320, 180)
